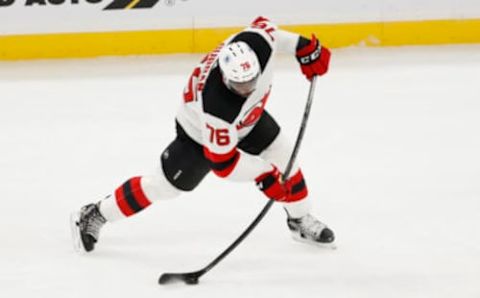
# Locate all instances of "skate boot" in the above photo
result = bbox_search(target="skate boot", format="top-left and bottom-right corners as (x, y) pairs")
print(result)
(70, 203), (107, 253)
(287, 213), (335, 247)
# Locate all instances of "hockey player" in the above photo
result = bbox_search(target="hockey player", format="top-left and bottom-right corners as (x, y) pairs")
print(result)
(71, 17), (335, 253)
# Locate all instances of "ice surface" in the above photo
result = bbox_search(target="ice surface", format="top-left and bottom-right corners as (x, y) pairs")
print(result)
(1, 45), (479, 298)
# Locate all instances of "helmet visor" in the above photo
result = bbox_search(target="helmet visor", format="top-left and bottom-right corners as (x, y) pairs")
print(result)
(227, 74), (260, 97)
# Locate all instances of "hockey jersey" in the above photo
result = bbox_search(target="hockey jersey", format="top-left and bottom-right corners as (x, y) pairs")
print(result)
(176, 17), (306, 182)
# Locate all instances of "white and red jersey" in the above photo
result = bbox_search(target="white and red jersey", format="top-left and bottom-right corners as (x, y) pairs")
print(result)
(175, 17), (305, 182)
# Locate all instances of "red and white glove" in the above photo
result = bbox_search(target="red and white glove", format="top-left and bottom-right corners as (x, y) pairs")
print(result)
(255, 167), (309, 202)
(255, 167), (287, 201)
(296, 34), (331, 80)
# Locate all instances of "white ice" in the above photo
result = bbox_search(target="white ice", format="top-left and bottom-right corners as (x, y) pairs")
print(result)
(1, 45), (479, 298)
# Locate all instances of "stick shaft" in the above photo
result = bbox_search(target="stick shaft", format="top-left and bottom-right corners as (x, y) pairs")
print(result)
(202, 76), (318, 274)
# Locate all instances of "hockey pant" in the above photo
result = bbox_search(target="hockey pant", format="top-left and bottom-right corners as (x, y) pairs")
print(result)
(99, 111), (311, 222)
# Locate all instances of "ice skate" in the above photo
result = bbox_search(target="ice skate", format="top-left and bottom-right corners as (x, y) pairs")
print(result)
(287, 213), (336, 248)
(70, 203), (106, 253)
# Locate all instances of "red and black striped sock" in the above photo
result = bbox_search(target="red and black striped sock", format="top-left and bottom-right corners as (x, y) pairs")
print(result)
(114, 177), (152, 217)
(285, 169), (308, 202)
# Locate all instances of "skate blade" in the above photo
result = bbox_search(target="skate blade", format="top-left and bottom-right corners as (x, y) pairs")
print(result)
(70, 212), (87, 254)
(291, 233), (338, 250)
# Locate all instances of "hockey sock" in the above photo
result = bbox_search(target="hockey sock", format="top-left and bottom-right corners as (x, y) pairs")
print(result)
(114, 176), (152, 217)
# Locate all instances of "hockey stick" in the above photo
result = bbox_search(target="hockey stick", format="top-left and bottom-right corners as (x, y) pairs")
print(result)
(158, 76), (318, 285)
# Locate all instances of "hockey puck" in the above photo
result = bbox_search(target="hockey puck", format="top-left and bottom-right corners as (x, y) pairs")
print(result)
(185, 277), (199, 285)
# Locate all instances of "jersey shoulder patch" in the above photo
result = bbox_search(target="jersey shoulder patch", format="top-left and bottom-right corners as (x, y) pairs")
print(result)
(231, 31), (272, 71)
(202, 66), (246, 124)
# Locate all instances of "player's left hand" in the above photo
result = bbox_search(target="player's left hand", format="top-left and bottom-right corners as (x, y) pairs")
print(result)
(296, 34), (331, 80)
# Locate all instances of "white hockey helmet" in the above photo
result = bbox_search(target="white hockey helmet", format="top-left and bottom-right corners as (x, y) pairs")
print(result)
(218, 41), (261, 96)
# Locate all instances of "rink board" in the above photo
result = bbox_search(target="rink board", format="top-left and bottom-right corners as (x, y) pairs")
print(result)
(1, 18), (480, 60)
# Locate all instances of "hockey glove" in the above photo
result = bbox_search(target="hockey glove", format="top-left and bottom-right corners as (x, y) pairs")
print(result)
(255, 167), (287, 201)
(296, 34), (331, 80)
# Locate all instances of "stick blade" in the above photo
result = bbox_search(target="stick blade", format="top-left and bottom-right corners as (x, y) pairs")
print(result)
(158, 271), (202, 285)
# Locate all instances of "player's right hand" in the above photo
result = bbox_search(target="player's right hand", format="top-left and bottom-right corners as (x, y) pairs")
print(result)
(255, 166), (287, 201)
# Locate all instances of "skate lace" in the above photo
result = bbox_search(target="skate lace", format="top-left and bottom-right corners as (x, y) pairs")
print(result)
(299, 214), (326, 238)
(82, 205), (106, 240)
